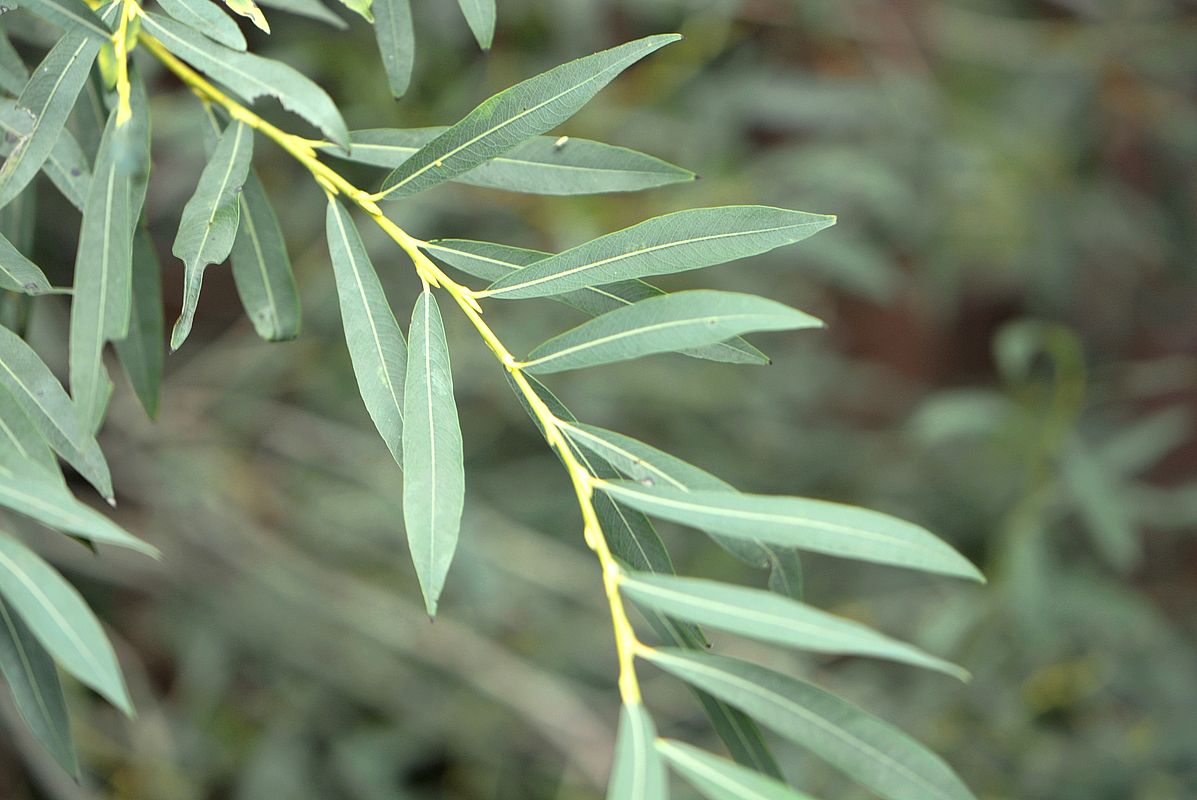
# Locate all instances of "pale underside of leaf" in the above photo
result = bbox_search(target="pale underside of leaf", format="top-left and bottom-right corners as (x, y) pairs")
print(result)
(607, 702), (667, 800)
(373, 0), (414, 99)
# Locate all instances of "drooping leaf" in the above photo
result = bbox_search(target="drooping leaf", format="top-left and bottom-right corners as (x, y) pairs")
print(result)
(378, 34), (680, 198)
(231, 170), (301, 342)
(156, 0), (248, 51)
(622, 573), (968, 679)
(0, 596), (77, 776)
(425, 240), (768, 365)
(0, 324), (113, 500)
(373, 0), (414, 99)
(0, 230), (51, 295)
(340, 128), (694, 195)
(0, 532), (133, 714)
(484, 207), (836, 300)
(114, 228), (165, 420)
(140, 13), (350, 147)
(255, 0), (347, 28)
(15, 0), (110, 42)
(170, 119), (255, 351)
(325, 200), (406, 465)
(656, 740), (818, 800)
(333, 0), (374, 22)
(402, 290), (465, 617)
(766, 548), (804, 601)
(645, 650), (977, 800)
(0, 32), (101, 210)
(522, 291), (822, 374)
(455, 0), (495, 50)
(607, 702), (667, 800)
(602, 482), (984, 582)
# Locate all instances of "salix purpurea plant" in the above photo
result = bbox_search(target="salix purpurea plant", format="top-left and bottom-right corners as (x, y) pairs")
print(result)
(0, 1), (985, 796)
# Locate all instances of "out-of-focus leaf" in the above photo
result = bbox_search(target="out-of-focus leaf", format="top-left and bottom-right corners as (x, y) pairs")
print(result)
(333, 0), (374, 22)
(484, 207), (836, 299)
(373, 0), (414, 99)
(379, 35), (680, 198)
(231, 171), (301, 342)
(114, 228), (165, 420)
(157, 0), (248, 51)
(402, 290), (465, 618)
(223, 0), (270, 33)
(1062, 440), (1139, 572)
(766, 548), (803, 601)
(256, 0), (346, 28)
(0, 98), (92, 211)
(0, 31), (29, 95)
(656, 740), (817, 800)
(607, 702), (667, 800)
(456, 0), (495, 50)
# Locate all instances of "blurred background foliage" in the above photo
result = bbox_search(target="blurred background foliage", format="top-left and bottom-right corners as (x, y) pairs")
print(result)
(1, 0), (1195, 798)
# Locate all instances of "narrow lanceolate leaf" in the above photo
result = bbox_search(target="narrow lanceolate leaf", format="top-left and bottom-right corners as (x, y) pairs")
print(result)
(0, 533), (133, 714)
(223, 0), (271, 33)
(0, 325), (113, 500)
(373, 0), (415, 99)
(325, 200), (407, 465)
(621, 574), (968, 679)
(0, 386), (62, 481)
(402, 291), (465, 617)
(523, 291), (822, 374)
(256, 0), (347, 28)
(16, 0), (110, 42)
(0, 31), (29, 95)
(767, 548), (804, 601)
(156, 0), (248, 51)
(0, 32), (101, 210)
(379, 34), (681, 198)
(231, 171), (300, 342)
(333, 0), (374, 22)
(0, 597), (77, 776)
(456, 0), (495, 49)
(656, 740), (818, 800)
(426, 240), (768, 365)
(485, 207), (836, 300)
(0, 98), (92, 211)
(140, 13), (350, 147)
(0, 230), (51, 295)
(342, 129), (694, 195)
(607, 702), (667, 800)
(645, 651), (977, 800)
(69, 109), (141, 434)
(114, 228), (165, 420)
(603, 482), (984, 581)
(170, 120), (255, 351)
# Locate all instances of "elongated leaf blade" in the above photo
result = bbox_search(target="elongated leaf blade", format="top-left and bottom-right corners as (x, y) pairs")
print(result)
(114, 228), (166, 420)
(0, 596), (77, 776)
(156, 0), (248, 51)
(0, 98), (93, 211)
(140, 13), (350, 147)
(766, 548), (804, 601)
(379, 35), (680, 198)
(231, 171), (301, 342)
(0, 33), (100, 210)
(456, 0), (495, 49)
(656, 740), (818, 800)
(402, 290), (465, 617)
(485, 207), (836, 300)
(256, 0), (347, 28)
(374, 0), (414, 98)
(622, 573), (967, 679)
(0, 230), (51, 295)
(170, 119), (255, 350)
(602, 482), (983, 581)
(0, 31), (30, 96)
(325, 200), (407, 465)
(645, 650), (977, 800)
(17, 0), (110, 41)
(426, 240), (768, 365)
(0, 385), (62, 481)
(523, 291), (822, 374)
(0, 325), (113, 500)
(608, 702), (667, 800)
(0, 533), (133, 714)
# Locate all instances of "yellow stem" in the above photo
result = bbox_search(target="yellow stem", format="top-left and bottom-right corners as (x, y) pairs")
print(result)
(141, 32), (646, 704)
(112, 0), (140, 126)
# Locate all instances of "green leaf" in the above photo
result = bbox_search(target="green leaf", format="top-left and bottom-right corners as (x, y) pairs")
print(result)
(231, 170), (301, 342)
(484, 207), (836, 300)
(140, 13), (351, 147)
(426, 240), (767, 365)
(334, 0), (374, 22)
(601, 482), (984, 582)
(656, 740), (818, 800)
(373, 0), (414, 99)
(0, 385), (62, 481)
(156, 0), (248, 51)
(170, 119), (255, 351)
(0, 32), (101, 210)
(379, 34), (680, 198)
(0, 532), (133, 714)
(607, 702), (667, 800)
(645, 650), (976, 800)
(325, 199), (407, 466)
(0, 596), (77, 776)
(222, 0), (270, 33)
(621, 573), (967, 679)
(16, 0), (110, 42)
(342, 128), (694, 195)
(0, 30), (30, 96)
(766, 548), (804, 601)
(402, 290), (465, 617)
(256, 0), (347, 28)
(0, 229), (52, 295)
(456, 0), (495, 49)
(0, 324), (113, 501)
(0, 98), (93, 211)
(114, 228), (165, 420)
(522, 291), (822, 374)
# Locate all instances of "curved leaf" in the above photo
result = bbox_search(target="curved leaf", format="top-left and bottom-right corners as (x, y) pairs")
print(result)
(157, 0), (248, 51)
(373, 0), (415, 99)
(232, 170), (301, 342)
(656, 739), (818, 800)
(456, 0), (495, 50)
(608, 702), (667, 800)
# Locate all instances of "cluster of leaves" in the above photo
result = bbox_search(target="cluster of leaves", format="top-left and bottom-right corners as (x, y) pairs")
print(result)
(0, 1), (987, 797)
